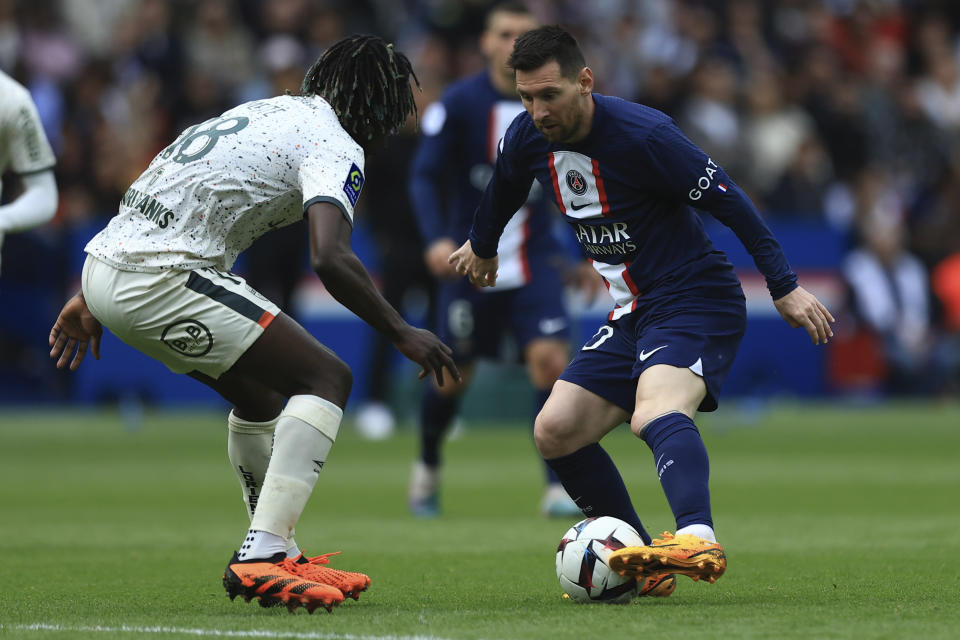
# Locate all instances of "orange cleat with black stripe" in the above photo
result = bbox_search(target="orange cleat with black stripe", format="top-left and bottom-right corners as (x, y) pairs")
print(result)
(638, 572), (677, 597)
(223, 552), (345, 613)
(609, 532), (726, 584)
(287, 551), (371, 600)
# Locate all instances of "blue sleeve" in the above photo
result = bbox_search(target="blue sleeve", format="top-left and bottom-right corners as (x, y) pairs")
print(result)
(468, 125), (535, 259)
(408, 99), (456, 246)
(642, 122), (798, 299)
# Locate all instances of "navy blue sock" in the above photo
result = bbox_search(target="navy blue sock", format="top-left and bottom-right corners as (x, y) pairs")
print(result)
(545, 443), (651, 544)
(533, 388), (561, 485)
(419, 385), (461, 467)
(641, 412), (712, 530)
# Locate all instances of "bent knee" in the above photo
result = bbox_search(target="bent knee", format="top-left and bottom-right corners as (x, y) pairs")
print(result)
(534, 411), (579, 458)
(299, 353), (353, 408)
(234, 392), (285, 422)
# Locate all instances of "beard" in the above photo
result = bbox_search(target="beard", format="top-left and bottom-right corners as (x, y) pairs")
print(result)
(535, 109), (583, 144)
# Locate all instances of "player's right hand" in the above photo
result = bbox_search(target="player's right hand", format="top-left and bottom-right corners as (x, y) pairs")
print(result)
(49, 292), (103, 371)
(393, 326), (461, 387)
(449, 240), (498, 287)
(425, 238), (460, 279)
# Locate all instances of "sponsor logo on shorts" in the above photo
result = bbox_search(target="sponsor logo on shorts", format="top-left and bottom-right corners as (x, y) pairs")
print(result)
(161, 319), (213, 357)
(638, 345), (668, 361)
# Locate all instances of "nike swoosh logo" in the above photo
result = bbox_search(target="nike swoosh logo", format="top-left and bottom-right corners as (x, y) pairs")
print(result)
(638, 345), (668, 361)
(538, 317), (568, 334)
(569, 200), (593, 211)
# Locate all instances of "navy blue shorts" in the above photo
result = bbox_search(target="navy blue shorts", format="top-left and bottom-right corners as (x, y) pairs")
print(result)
(435, 260), (570, 363)
(559, 286), (746, 413)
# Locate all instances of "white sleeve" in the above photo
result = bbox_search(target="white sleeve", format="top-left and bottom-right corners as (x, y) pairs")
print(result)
(0, 170), (58, 233)
(298, 145), (365, 226)
(7, 90), (56, 175)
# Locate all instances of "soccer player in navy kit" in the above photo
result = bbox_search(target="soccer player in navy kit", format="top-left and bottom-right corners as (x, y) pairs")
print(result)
(408, 3), (583, 518)
(450, 26), (835, 589)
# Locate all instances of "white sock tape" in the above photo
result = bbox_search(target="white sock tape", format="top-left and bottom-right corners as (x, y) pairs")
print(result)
(227, 410), (279, 435)
(280, 395), (343, 442)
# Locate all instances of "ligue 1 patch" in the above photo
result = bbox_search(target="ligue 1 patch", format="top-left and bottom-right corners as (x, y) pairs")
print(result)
(343, 163), (364, 207)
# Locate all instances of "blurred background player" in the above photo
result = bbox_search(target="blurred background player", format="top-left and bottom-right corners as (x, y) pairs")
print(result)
(0, 69), (58, 274)
(48, 35), (460, 612)
(407, 1), (580, 518)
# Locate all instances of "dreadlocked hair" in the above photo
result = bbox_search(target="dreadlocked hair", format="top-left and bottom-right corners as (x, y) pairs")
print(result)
(301, 34), (420, 145)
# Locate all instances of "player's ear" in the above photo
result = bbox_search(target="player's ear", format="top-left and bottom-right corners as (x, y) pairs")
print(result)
(578, 67), (594, 95)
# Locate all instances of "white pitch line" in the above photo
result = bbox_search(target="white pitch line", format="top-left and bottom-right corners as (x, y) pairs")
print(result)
(1, 623), (458, 640)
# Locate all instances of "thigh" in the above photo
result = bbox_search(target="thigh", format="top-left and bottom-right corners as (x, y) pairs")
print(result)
(83, 258), (281, 379)
(227, 311), (352, 407)
(535, 380), (629, 457)
(558, 318), (639, 414)
(632, 293), (746, 412)
(631, 364), (706, 434)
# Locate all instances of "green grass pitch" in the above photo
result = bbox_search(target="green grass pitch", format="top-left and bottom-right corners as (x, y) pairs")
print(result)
(1, 402), (958, 639)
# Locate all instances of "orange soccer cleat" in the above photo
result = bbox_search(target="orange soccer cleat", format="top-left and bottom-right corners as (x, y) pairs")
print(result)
(287, 551), (371, 600)
(638, 572), (677, 597)
(223, 552), (345, 613)
(609, 531), (726, 584)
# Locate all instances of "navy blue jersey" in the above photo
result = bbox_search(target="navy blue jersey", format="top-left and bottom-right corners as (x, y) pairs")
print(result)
(410, 71), (560, 290)
(469, 93), (797, 318)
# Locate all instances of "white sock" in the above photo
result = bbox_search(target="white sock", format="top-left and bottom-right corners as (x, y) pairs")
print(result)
(237, 529), (287, 561)
(227, 410), (277, 521)
(227, 411), (307, 555)
(248, 395), (341, 541)
(676, 523), (717, 543)
(286, 540), (303, 559)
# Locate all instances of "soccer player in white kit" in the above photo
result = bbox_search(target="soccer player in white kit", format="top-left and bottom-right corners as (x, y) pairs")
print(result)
(48, 35), (460, 613)
(0, 70), (58, 273)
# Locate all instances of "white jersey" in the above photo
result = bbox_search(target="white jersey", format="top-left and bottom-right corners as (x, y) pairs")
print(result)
(85, 94), (365, 272)
(0, 69), (57, 201)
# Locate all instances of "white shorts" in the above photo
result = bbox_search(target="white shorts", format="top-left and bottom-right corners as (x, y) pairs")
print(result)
(81, 255), (281, 378)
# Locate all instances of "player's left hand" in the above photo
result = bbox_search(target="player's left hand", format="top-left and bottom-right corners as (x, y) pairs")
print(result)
(49, 292), (103, 370)
(448, 240), (498, 287)
(774, 286), (835, 345)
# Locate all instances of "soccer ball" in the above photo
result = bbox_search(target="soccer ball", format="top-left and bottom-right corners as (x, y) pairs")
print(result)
(555, 516), (644, 603)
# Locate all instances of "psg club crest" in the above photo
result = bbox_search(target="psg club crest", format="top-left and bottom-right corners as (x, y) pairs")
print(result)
(566, 169), (587, 195)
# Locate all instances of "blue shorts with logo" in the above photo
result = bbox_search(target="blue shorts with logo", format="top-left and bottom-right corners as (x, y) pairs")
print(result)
(435, 259), (570, 364)
(559, 284), (747, 413)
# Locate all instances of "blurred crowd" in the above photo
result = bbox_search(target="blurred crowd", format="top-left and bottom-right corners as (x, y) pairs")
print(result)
(2, 0), (960, 398)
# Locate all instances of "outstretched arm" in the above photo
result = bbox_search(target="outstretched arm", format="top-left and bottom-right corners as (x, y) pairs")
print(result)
(49, 291), (102, 370)
(307, 202), (460, 386)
